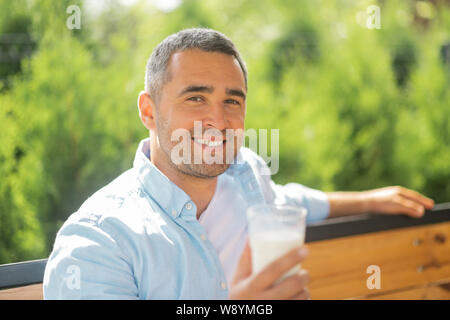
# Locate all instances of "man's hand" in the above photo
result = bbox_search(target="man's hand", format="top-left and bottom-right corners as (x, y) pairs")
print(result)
(229, 241), (310, 300)
(327, 186), (435, 219)
(362, 186), (435, 218)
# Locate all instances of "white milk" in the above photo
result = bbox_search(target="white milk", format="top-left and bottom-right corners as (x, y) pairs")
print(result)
(250, 229), (304, 282)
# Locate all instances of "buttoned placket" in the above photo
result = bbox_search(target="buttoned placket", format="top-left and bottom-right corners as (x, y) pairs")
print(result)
(175, 200), (229, 295)
(135, 139), (232, 297)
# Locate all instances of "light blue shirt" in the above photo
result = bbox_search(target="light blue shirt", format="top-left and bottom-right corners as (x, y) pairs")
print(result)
(43, 138), (329, 299)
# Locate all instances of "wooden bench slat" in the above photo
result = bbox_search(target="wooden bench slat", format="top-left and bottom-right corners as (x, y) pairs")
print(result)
(303, 221), (450, 299)
(0, 283), (43, 300)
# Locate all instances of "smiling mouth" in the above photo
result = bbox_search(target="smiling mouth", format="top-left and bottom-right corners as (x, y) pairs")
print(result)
(192, 137), (226, 148)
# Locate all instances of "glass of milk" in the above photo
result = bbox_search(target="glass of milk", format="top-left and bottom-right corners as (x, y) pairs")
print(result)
(246, 204), (307, 283)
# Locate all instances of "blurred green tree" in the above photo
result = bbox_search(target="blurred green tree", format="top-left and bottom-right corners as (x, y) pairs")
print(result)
(0, 0), (449, 263)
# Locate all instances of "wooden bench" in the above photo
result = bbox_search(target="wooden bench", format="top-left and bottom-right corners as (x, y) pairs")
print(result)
(303, 204), (450, 299)
(1, 203), (449, 300)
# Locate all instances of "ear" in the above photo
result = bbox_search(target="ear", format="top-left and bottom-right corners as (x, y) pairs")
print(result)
(137, 91), (156, 131)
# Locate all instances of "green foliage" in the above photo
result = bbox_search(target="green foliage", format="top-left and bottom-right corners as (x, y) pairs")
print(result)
(0, 0), (144, 262)
(0, 0), (449, 263)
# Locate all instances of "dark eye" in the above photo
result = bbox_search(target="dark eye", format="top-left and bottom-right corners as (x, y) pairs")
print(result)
(225, 99), (240, 106)
(187, 96), (204, 103)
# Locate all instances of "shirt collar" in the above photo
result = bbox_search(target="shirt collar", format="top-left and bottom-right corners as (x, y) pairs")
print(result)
(133, 138), (250, 219)
(133, 138), (191, 219)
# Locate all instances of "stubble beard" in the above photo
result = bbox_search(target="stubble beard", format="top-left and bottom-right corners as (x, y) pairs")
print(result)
(156, 117), (234, 179)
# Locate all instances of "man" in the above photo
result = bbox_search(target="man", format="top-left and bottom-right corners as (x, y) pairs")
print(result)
(43, 28), (434, 299)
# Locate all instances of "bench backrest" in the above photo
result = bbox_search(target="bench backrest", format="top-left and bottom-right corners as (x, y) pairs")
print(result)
(0, 259), (46, 300)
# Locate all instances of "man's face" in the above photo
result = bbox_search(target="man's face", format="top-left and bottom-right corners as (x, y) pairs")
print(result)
(150, 49), (246, 178)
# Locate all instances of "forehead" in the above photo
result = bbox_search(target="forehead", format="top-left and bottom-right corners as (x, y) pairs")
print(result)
(166, 49), (246, 91)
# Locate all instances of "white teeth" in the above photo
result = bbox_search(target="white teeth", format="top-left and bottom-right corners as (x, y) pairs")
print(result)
(194, 138), (223, 147)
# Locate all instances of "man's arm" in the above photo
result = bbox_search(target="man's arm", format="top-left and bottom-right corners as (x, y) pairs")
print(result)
(43, 215), (138, 299)
(247, 148), (434, 221)
(326, 186), (435, 219)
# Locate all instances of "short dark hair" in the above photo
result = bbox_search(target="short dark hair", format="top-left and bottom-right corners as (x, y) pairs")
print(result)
(145, 28), (248, 103)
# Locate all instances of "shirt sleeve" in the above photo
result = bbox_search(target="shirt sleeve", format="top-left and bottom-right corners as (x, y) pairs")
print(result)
(269, 181), (330, 224)
(241, 147), (330, 224)
(43, 214), (139, 299)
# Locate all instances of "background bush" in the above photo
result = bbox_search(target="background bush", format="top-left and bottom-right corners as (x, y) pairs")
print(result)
(0, 0), (449, 263)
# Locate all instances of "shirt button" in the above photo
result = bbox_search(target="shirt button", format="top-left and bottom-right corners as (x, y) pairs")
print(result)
(185, 202), (193, 210)
(221, 281), (227, 290)
(200, 234), (206, 241)
(171, 209), (177, 217)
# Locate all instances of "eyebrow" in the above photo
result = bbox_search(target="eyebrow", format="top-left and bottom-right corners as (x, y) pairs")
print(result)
(178, 85), (214, 97)
(226, 88), (246, 100)
(178, 85), (246, 100)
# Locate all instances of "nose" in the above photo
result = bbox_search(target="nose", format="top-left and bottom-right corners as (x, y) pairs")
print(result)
(203, 103), (228, 132)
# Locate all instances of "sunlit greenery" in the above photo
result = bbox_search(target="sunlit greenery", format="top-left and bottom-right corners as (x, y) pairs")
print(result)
(0, 0), (449, 263)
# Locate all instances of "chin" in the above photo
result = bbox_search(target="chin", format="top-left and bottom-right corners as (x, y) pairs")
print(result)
(182, 163), (230, 179)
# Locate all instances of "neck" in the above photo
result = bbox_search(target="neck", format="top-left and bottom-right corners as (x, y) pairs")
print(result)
(149, 138), (217, 220)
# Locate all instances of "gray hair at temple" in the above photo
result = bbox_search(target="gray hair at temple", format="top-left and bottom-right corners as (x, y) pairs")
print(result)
(144, 28), (248, 105)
